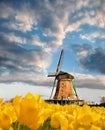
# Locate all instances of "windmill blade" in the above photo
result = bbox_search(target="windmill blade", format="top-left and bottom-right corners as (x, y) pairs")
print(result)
(50, 78), (56, 98)
(48, 72), (56, 77)
(72, 79), (78, 98)
(55, 49), (63, 74)
(48, 49), (63, 77)
(49, 49), (64, 99)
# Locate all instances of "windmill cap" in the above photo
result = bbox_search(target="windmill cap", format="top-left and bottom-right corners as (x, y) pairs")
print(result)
(56, 71), (74, 80)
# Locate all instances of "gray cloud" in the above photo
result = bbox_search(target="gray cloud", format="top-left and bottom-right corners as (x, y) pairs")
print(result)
(75, 73), (105, 89)
(80, 47), (105, 74)
(71, 44), (105, 74)
(0, 33), (51, 84)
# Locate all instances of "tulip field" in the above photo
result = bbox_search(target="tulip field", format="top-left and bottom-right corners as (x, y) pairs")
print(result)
(0, 93), (105, 130)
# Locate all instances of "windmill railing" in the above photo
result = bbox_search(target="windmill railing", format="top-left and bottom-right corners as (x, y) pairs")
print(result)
(45, 99), (84, 105)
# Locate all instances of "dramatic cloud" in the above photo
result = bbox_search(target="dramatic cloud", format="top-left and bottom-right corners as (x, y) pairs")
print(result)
(0, 0), (105, 92)
(0, 33), (52, 84)
(0, 0), (105, 49)
(80, 48), (105, 74)
(71, 44), (105, 74)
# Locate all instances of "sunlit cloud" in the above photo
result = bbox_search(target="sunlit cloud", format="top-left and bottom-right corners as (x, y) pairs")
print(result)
(0, 0), (105, 97)
(80, 32), (105, 43)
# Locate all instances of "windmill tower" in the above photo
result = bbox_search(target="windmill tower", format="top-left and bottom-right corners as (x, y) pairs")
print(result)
(48, 49), (79, 100)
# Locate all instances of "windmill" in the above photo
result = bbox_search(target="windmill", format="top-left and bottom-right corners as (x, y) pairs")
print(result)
(48, 49), (79, 101)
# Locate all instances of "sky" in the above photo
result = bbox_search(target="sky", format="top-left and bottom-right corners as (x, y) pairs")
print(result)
(0, 0), (105, 103)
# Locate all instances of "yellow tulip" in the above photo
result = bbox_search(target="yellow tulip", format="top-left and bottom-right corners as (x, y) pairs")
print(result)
(50, 113), (60, 128)
(0, 93), (105, 130)
(13, 95), (22, 118)
(0, 102), (17, 129)
(51, 112), (68, 130)
(9, 126), (14, 130)
(0, 112), (11, 129)
(78, 127), (85, 130)
(0, 99), (2, 105)
(15, 93), (47, 130)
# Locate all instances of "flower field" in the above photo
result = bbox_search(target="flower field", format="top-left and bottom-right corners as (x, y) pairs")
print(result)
(0, 93), (105, 130)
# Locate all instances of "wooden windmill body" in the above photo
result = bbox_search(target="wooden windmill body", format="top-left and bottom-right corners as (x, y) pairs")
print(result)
(48, 49), (79, 100)
(53, 71), (78, 99)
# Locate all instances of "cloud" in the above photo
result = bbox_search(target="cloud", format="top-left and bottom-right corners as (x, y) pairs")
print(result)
(71, 44), (92, 59)
(0, 31), (105, 90)
(0, 0), (105, 90)
(0, 32), (45, 48)
(66, 0), (105, 32)
(0, 2), (95, 45)
(0, 2), (13, 19)
(0, 32), (26, 44)
(80, 48), (105, 74)
(0, 0), (105, 50)
(71, 44), (105, 74)
(75, 73), (105, 89)
(0, 33), (52, 84)
(80, 32), (105, 43)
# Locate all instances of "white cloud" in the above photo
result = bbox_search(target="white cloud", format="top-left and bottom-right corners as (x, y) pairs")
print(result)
(77, 50), (89, 59)
(75, 0), (89, 9)
(80, 34), (95, 43)
(65, 0), (105, 33)
(14, 9), (35, 32)
(29, 35), (45, 47)
(80, 32), (105, 43)
(33, 51), (52, 72)
(3, 19), (34, 33)
(0, 32), (46, 49)
(1, 32), (26, 44)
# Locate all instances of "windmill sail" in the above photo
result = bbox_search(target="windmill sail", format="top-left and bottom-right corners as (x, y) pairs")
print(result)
(48, 49), (63, 77)
(55, 49), (63, 74)
(49, 49), (63, 98)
